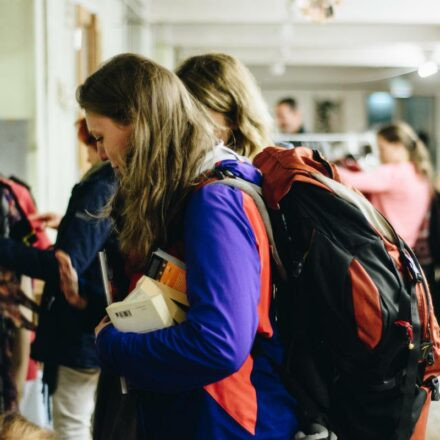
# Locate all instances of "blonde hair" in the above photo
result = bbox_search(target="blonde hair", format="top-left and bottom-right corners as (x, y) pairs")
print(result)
(378, 121), (433, 179)
(0, 413), (55, 439)
(176, 53), (272, 158)
(77, 53), (216, 266)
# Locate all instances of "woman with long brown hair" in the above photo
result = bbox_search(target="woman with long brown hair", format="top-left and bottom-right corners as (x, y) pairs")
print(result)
(74, 53), (298, 439)
(176, 53), (272, 159)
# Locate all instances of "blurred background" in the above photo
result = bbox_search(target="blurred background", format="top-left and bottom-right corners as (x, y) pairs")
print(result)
(1, 0), (440, 213)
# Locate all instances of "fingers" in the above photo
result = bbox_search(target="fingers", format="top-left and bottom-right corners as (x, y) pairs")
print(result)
(55, 250), (85, 309)
(28, 213), (46, 221)
(95, 316), (112, 337)
(29, 212), (61, 229)
(55, 250), (74, 272)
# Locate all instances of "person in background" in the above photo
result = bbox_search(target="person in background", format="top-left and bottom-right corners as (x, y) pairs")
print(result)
(71, 53), (298, 439)
(33, 119), (102, 230)
(176, 53), (272, 159)
(0, 118), (116, 439)
(337, 121), (432, 248)
(275, 97), (305, 135)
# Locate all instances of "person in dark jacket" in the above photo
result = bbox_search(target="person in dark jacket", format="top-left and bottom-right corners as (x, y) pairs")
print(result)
(0, 122), (116, 440)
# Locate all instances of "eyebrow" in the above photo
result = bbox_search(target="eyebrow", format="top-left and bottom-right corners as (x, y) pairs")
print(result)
(89, 131), (102, 139)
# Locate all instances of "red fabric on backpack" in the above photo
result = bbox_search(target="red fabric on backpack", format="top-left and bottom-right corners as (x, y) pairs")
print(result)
(255, 145), (440, 372)
(254, 146), (340, 209)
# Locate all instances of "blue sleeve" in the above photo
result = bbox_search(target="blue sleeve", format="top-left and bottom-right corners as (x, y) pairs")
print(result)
(96, 185), (261, 392)
(56, 179), (113, 275)
(0, 238), (57, 281)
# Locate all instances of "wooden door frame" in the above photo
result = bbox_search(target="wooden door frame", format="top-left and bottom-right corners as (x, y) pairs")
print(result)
(76, 4), (101, 175)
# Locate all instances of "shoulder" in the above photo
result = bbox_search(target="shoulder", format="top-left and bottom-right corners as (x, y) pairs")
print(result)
(184, 183), (260, 242)
(75, 164), (115, 198)
(185, 183), (245, 219)
(389, 162), (425, 183)
(83, 162), (116, 187)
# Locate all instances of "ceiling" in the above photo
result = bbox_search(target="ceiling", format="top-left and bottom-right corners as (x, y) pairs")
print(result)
(145, 0), (440, 92)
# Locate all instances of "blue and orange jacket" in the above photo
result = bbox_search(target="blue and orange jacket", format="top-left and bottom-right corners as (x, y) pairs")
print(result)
(96, 158), (298, 439)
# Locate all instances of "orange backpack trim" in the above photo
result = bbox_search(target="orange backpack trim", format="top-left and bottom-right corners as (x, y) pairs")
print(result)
(253, 146), (340, 209)
(348, 259), (383, 349)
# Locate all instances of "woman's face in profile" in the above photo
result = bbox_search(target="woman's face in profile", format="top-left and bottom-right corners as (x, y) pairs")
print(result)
(377, 135), (408, 164)
(85, 112), (132, 170)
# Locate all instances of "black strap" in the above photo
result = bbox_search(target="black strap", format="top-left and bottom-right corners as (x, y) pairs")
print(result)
(396, 281), (422, 440)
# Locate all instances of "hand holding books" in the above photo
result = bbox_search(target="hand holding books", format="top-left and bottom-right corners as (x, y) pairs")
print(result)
(95, 315), (112, 337)
(105, 250), (188, 333)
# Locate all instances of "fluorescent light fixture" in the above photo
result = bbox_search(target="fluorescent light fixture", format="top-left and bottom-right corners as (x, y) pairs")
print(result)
(418, 60), (438, 78)
(270, 62), (286, 76)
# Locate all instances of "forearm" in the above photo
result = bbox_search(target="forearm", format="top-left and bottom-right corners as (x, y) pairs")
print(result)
(0, 238), (57, 280)
(96, 319), (249, 392)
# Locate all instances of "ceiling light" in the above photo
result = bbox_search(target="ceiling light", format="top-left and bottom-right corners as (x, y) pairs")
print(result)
(270, 62), (286, 76)
(417, 60), (438, 78)
(292, 0), (343, 23)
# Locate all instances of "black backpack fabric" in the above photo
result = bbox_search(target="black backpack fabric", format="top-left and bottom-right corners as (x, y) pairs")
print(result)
(215, 147), (440, 440)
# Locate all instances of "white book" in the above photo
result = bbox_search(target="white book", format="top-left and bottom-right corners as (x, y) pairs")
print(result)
(106, 276), (187, 333)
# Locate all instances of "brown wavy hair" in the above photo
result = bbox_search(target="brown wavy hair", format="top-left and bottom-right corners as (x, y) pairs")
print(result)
(77, 53), (215, 265)
(176, 53), (272, 159)
(378, 121), (433, 179)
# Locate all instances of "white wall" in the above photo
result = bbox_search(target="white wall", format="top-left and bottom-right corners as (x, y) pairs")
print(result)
(0, 0), (35, 119)
(0, 0), (132, 213)
(32, 0), (151, 214)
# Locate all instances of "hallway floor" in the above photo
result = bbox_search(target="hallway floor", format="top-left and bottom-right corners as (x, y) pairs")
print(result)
(427, 400), (440, 440)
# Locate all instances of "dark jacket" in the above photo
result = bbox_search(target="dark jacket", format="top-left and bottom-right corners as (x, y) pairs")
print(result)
(0, 162), (116, 375)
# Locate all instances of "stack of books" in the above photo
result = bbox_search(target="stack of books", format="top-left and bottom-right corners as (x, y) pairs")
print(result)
(106, 250), (188, 333)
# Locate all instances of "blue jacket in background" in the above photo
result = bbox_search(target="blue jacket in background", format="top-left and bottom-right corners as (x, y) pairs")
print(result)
(0, 162), (116, 380)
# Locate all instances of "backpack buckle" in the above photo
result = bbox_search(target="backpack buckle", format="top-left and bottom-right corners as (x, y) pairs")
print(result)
(429, 377), (440, 401)
(402, 249), (423, 283)
(213, 168), (236, 180)
(22, 231), (37, 246)
(421, 341), (435, 366)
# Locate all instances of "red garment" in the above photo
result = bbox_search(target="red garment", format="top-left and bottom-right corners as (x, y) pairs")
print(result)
(1, 178), (51, 249)
(0, 178), (50, 381)
(26, 332), (38, 381)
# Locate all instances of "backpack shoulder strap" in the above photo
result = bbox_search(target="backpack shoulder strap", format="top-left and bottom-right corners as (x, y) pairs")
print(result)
(208, 178), (287, 280)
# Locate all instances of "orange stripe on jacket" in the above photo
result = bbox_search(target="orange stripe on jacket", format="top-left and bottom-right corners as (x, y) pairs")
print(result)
(204, 191), (273, 434)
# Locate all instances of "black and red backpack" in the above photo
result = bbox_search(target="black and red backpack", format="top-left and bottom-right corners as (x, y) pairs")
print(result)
(217, 146), (440, 440)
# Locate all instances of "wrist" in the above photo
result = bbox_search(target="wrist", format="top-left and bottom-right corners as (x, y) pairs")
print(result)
(66, 295), (88, 310)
